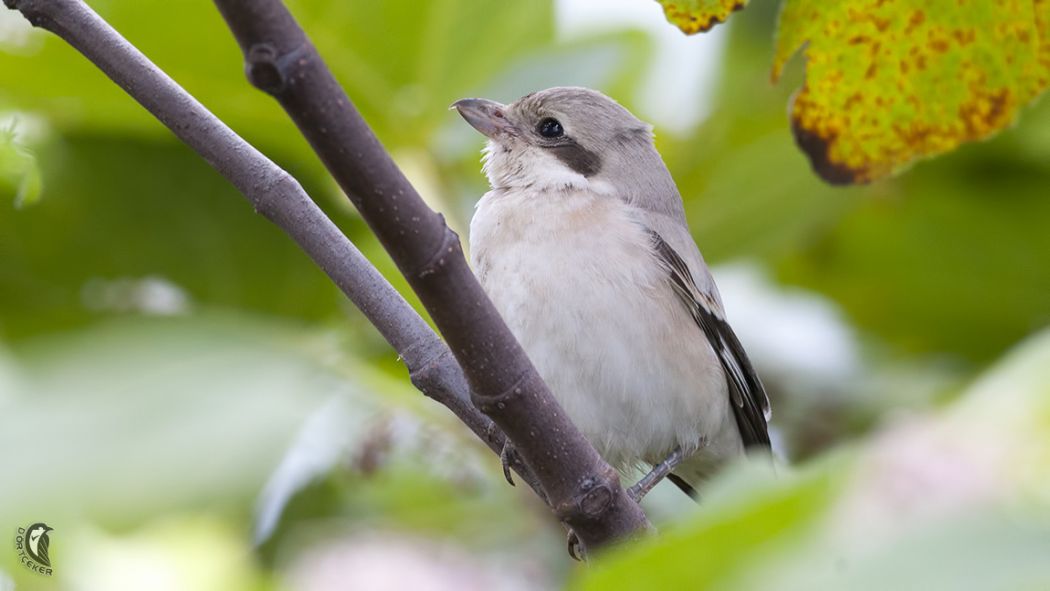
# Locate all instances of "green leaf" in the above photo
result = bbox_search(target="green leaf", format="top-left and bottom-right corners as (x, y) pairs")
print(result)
(655, 0), (750, 35)
(0, 314), (357, 527)
(773, 0), (1050, 184)
(575, 460), (846, 591)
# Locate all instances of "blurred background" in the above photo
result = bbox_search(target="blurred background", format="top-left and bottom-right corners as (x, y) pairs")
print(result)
(2, 0), (1049, 589)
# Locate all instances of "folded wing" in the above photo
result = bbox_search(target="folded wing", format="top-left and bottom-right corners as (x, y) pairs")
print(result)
(647, 230), (771, 449)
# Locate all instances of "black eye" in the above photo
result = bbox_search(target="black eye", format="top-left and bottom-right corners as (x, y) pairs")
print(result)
(537, 117), (564, 138)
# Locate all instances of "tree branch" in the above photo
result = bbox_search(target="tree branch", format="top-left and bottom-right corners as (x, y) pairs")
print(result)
(5, 0), (652, 553)
(1, 0), (540, 492)
(209, 0), (651, 552)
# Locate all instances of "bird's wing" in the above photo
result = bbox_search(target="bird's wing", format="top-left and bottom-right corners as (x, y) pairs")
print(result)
(37, 535), (50, 566)
(646, 228), (771, 449)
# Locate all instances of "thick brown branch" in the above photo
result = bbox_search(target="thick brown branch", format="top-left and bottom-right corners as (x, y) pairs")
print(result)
(0, 0), (545, 494)
(212, 0), (651, 551)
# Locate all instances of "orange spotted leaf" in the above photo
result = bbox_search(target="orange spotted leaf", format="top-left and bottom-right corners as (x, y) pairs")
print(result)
(656, 0), (749, 35)
(773, 0), (1050, 184)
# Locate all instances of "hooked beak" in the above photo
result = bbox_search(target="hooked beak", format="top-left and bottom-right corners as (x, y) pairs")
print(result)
(451, 98), (516, 139)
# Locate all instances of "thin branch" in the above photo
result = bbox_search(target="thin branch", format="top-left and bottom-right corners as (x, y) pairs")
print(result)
(211, 0), (651, 551)
(1, 0), (541, 492)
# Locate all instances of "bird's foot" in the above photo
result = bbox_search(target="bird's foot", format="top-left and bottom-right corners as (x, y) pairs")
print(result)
(567, 530), (585, 561)
(627, 446), (687, 504)
(500, 440), (520, 486)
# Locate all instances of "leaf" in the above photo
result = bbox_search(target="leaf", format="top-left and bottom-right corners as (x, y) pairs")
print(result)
(773, 0), (1050, 184)
(574, 459), (846, 591)
(0, 315), (353, 526)
(655, 0), (750, 35)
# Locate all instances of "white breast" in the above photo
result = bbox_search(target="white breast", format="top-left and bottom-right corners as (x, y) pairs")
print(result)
(469, 188), (741, 471)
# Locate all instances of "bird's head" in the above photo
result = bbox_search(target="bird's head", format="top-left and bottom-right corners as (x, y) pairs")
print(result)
(453, 87), (658, 194)
(27, 523), (52, 540)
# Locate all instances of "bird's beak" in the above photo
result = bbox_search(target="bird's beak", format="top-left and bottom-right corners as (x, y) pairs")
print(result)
(451, 98), (516, 139)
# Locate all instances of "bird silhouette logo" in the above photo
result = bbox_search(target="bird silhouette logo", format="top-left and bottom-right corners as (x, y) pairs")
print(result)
(24, 523), (53, 567)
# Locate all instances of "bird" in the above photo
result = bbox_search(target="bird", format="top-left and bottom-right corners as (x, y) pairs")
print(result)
(26, 523), (53, 566)
(452, 87), (771, 501)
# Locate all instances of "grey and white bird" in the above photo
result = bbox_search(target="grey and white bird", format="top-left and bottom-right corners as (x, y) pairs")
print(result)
(453, 87), (771, 499)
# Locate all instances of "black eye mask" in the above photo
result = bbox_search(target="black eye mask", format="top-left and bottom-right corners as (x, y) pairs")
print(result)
(547, 141), (602, 177)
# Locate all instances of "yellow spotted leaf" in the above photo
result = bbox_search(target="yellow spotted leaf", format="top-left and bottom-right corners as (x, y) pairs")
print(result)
(773, 0), (1050, 184)
(656, 0), (750, 35)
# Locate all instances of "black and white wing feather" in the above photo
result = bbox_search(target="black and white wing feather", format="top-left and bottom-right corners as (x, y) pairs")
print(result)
(648, 230), (771, 449)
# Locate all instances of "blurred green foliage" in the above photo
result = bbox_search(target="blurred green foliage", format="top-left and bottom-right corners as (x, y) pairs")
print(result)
(1, 0), (1048, 588)
(0, 123), (41, 207)
(577, 328), (1050, 590)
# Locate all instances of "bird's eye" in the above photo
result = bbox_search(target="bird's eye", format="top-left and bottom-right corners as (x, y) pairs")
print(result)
(537, 117), (564, 138)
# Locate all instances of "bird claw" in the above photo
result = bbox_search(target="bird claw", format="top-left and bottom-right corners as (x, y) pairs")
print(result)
(567, 530), (584, 561)
(500, 440), (519, 486)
